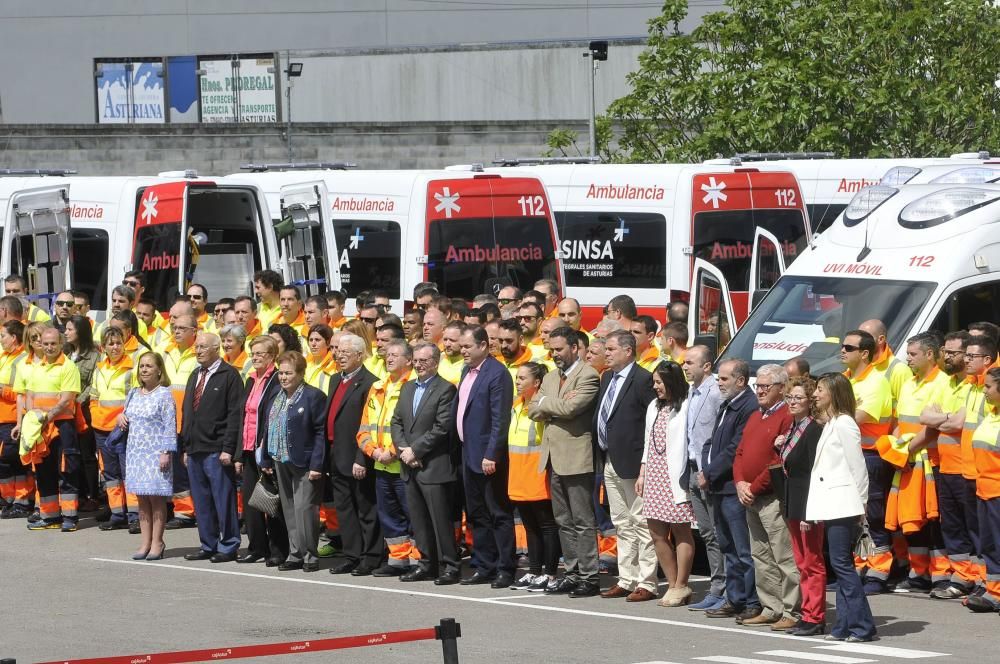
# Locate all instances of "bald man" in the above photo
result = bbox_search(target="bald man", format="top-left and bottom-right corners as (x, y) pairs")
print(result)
(859, 319), (911, 408)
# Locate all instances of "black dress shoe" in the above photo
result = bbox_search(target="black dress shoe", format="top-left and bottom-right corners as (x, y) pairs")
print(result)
(401, 566), (435, 582)
(266, 558), (283, 568)
(371, 564), (405, 577)
(184, 550), (214, 561)
(210, 552), (236, 563)
(303, 562), (319, 573)
(330, 560), (359, 575)
(165, 518), (196, 530)
(545, 577), (578, 595)
(99, 520), (127, 531)
(128, 521), (142, 535)
(845, 635), (875, 643)
(460, 570), (496, 585)
(351, 562), (375, 577)
(491, 572), (514, 589)
(788, 621), (825, 637)
(705, 601), (740, 618)
(237, 554), (264, 564)
(569, 581), (601, 598)
(435, 569), (462, 585)
(278, 561), (304, 571)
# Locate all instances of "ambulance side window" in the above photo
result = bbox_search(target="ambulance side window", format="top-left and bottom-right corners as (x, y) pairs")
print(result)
(929, 280), (1000, 332)
(70, 229), (109, 311)
(555, 211), (666, 289)
(808, 204), (846, 235)
(332, 220), (401, 299)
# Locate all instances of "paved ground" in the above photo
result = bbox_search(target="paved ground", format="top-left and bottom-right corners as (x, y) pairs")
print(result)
(0, 515), (993, 664)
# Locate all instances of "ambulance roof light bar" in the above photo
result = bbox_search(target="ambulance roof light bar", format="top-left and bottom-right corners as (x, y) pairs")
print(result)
(728, 152), (837, 165)
(240, 162), (358, 172)
(492, 156), (602, 167)
(158, 169), (199, 178)
(0, 168), (77, 176)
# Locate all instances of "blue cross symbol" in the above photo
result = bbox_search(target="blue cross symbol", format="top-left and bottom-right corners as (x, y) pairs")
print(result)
(614, 218), (629, 242)
(349, 227), (365, 249)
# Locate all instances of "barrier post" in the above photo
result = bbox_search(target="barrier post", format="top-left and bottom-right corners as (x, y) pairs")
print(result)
(435, 618), (461, 664)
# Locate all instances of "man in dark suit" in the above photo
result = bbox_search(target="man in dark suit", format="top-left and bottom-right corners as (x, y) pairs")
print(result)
(454, 326), (516, 588)
(181, 332), (244, 564)
(325, 333), (381, 576)
(391, 341), (459, 585)
(592, 330), (658, 602)
(701, 358), (762, 621)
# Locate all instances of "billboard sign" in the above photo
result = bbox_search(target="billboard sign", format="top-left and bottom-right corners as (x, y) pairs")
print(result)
(95, 60), (166, 124)
(199, 54), (278, 123)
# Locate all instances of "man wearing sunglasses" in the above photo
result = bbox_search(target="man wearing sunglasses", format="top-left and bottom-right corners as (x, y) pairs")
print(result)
(842, 329), (895, 595)
(124, 270), (168, 334)
(51, 291), (77, 334)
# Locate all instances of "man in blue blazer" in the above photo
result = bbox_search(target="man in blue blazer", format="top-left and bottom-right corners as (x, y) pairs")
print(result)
(454, 326), (516, 588)
(701, 358), (761, 621)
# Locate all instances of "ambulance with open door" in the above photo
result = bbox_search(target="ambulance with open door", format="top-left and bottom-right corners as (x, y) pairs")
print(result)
(705, 182), (1000, 372)
(224, 167), (564, 315)
(0, 175), (339, 319)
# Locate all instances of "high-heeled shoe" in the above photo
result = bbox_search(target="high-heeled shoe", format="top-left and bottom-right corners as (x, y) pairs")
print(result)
(132, 551), (150, 560)
(657, 585), (693, 607)
(145, 546), (165, 561)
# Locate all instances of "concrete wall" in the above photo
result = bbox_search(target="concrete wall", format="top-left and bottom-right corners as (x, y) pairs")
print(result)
(0, 1), (723, 124)
(0, 121), (588, 175)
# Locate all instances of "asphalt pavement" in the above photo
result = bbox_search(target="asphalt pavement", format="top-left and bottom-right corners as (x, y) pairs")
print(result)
(0, 515), (991, 664)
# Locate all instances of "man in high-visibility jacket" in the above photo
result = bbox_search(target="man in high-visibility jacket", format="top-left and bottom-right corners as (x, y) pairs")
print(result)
(533, 278), (560, 320)
(842, 329), (896, 593)
(879, 332), (950, 593)
(357, 338), (417, 575)
(162, 311), (200, 529)
(18, 327), (80, 531)
(860, 319), (912, 410)
(498, 318), (535, 391)
(918, 331), (979, 599)
(303, 295), (329, 340)
(326, 291), (348, 331)
(438, 321), (467, 386)
(254, 270), (284, 332)
(95, 285), (149, 348)
(124, 271), (168, 334)
(277, 285), (308, 338)
(0, 320), (31, 518)
(631, 315), (661, 372)
(517, 302), (546, 361)
(186, 284), (217, 334)
(422, 307), (447, 352)
(234, 296), (265, 352)
(966, 367), (1000, 613)
(658, 321), (688, 366)
(91, 326), (138, 531)
(4, 274), (50, 323)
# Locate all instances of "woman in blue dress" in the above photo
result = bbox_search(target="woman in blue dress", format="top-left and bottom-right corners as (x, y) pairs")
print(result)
(121, 351), (176, 560)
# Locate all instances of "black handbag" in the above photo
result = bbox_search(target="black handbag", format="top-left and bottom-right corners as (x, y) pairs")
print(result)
(248, 472), (281, 517)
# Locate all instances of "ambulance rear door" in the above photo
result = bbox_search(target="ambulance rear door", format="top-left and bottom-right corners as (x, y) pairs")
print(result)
(748, 226), (786, 312)
(7, 184), (73, 312)
(278, 181), (341, 297)
(688, 258), (736, 360)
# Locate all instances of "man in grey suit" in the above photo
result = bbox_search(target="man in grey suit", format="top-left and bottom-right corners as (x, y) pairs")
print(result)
(391, 341), (460, 585)
(528, 327), (602, 597)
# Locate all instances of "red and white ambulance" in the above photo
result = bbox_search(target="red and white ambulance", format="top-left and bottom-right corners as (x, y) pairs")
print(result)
(223, 167), (563, 314)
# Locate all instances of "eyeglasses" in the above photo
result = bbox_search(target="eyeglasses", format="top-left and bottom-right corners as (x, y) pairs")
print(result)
(250, 351), (271, 359)
(498, 298), (517, 305)
(755, 383), (776, 392)
(173, 325), (195, 332)
(785, 395), (808, 402)
(966, 353), (992, 359)
(188, 294), (204, 300)
(54, 300), (74, 307)
(214, 308), (228, 315)
(360, 317), (378, 324)
(123, 280), (141, 288)
(517, 315), (537, 321)
(841, 344), (860, 352)
(942, 349), (965, 357)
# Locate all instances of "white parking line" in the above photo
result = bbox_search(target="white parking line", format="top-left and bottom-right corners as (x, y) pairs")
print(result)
(817, 643), (950, 659)
(694, 656), (790, 664)
(88, 557), (824, 642)
(755, 650), (874, 663)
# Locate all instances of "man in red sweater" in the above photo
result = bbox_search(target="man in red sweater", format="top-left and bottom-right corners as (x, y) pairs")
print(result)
(733, 364), (800, 631)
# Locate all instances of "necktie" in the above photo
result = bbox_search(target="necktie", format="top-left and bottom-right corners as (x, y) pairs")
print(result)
(193, 367), (208, 411)
(597, 373), (620, 450)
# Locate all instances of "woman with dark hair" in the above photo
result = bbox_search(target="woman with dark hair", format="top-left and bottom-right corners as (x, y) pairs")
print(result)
(111, 310), (152, 356)
(805, 373), (874, 642)
(66, 314), (101, 512)
(305, 323), (336, 394)
(775, 376), (825, 636)
(636, 361), (693, 606)
(268, 323), (302, 355)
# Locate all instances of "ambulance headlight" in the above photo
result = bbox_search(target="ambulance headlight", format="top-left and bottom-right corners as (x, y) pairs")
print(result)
(929, 167), (1000, 184)
(899, 187), (1000, 229)
(880, 166), (920, 186)
(844, 186), (897, 226)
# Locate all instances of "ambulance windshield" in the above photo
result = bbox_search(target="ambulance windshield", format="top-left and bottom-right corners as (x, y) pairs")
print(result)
(718, 275), (935, 374)
(426, 215), (558, 300)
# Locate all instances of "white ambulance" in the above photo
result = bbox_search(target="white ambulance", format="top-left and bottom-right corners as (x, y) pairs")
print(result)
(710, 182), (1000, 373)
(223, 166), (564, 315)
(0, 174), (338, 318)
(480, 160), (811, 329)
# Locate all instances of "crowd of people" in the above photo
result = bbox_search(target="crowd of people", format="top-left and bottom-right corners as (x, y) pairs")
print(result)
(2, 269), (1000, 642)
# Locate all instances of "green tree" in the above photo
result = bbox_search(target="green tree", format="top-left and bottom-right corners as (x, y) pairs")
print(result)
(608, 0), (1000, 162)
